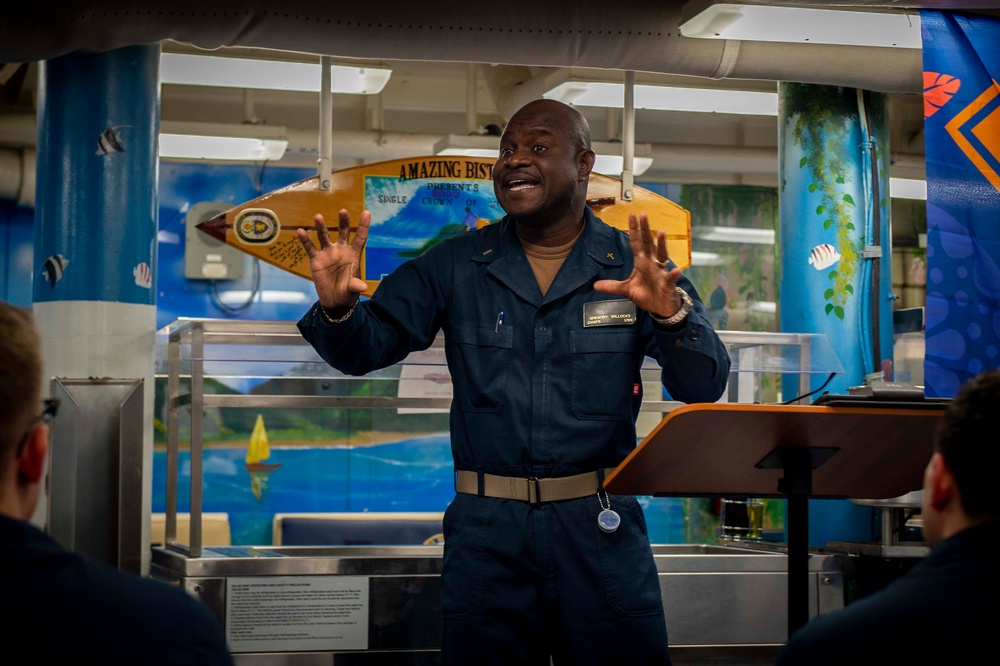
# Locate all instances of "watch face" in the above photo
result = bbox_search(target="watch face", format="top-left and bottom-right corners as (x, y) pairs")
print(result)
(655, 288), (691, 326)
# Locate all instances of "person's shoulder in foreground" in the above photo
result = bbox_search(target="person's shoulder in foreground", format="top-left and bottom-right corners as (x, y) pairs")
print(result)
(2, 514), (233, 665)
(0, 300), (232, 666)
(775, 529), (999, 664)
(776, 369), (1000, 666)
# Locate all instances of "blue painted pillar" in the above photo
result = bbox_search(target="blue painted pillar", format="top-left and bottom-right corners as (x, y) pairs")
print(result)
(778, 83), (894, 547)
(34, 46), (160, 568)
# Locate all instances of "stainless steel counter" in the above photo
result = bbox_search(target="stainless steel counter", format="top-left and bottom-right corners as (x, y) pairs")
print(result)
(152, 542), (843, 664)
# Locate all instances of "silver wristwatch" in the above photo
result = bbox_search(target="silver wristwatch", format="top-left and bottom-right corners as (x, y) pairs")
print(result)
(652, 287), (693, 326)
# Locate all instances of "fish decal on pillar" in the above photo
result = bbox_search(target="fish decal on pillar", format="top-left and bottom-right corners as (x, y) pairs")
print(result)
(41, 254), (69, 287)
(807, 244), (843, 270)
(133, 262), (152, 288)
(96, 127), (127, 155)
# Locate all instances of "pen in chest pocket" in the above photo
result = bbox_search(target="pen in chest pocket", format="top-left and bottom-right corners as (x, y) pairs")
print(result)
(495, 310), (504, 333)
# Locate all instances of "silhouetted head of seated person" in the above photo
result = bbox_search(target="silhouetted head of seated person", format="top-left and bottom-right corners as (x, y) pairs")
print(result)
(920, 369), (1000, 543)
(776, 369), (1000, 666)
(0, 300), (234, 665)
(0, 302), (50, 523)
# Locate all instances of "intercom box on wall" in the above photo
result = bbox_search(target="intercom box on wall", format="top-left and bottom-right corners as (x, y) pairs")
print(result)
(184, 201), (244, 280)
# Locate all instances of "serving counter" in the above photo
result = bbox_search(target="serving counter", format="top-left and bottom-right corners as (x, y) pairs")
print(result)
(151, 542), (844, 664)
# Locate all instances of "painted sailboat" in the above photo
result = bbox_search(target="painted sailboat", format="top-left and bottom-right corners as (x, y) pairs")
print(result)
(245, 414), (281, 473)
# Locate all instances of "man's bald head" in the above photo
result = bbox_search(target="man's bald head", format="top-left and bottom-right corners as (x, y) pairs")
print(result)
(505, 99), (593, 155)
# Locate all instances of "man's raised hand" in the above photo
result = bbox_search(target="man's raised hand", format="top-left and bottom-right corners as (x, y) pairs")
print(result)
(297, 208), (371, 313)
(594, 213), (683, 320)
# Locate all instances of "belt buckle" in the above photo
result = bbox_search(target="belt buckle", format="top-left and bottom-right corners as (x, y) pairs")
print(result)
(527, 476), (541, 504)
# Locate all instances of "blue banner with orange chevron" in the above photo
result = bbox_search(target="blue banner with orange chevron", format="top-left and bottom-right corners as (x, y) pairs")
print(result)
(920, 10), (1000, 397)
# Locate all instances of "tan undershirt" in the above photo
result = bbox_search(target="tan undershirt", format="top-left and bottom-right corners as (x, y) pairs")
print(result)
(517, 223), (585, 297)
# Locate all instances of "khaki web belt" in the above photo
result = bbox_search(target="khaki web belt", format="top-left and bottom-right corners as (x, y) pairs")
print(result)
(455, 468), (616, 504)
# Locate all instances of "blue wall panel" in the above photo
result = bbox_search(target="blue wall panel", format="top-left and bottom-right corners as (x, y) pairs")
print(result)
(0, 201), (34, 306)
(156, 162), (316, 329)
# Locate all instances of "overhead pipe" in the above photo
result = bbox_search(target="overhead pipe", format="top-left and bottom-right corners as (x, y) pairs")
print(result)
(467, 63), (478, 134)
(0, 112), (36, 146)
(242, 89), (259, 125)
(604, 108), (619, 142)
(0, 147), (36, 208)
(366, 93), (385, 133)
(0, 2), (923, 95)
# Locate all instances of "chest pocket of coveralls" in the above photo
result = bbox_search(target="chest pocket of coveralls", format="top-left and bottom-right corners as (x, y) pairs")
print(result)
(448, 323), (514, 413)
(570, 329), (637, 420)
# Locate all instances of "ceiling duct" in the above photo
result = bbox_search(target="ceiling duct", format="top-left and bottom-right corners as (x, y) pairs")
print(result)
(1, 1), (923, 94)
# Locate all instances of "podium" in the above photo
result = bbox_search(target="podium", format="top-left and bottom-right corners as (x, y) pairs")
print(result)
(605, 401), (947, 635)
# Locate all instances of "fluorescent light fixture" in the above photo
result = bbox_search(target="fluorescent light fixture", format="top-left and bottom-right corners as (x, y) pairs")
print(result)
(679, 1), (921, 49)
(750, 301), (777, 314)
(159, 135), (287, 161)
(160, 53), (391, 93)
(156, 230), (181, 245)
(433, 135), (654, 176)
(692, 226), (775, 245)
(159, 121), (288, 162)
(217, 290), (310, 305)
(434, 135), (499, 159)
(691, 251), (725, 266)
(545, 81), (777, 116)
(889, 178), (927, 200)
(591, 149), (654, 177)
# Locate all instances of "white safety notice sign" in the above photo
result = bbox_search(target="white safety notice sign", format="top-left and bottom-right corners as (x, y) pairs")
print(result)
(225, 576), (369, 653)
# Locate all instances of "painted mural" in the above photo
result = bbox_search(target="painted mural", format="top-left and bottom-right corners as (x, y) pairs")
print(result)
(363, 173), (499, 279)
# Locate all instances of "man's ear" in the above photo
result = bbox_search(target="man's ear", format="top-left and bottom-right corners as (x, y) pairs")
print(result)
(927, 452), (956, 511)
(17, 424), (49, 484)
(578, 149), (596, 180)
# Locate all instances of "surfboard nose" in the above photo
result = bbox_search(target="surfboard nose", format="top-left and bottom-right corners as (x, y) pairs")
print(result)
(197, 211), (229, 242)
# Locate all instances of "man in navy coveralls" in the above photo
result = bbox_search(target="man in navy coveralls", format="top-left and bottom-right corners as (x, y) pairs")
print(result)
(297, 99), (730, 665)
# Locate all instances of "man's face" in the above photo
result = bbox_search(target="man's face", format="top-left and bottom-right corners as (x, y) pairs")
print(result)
(492, 101), (589, 224)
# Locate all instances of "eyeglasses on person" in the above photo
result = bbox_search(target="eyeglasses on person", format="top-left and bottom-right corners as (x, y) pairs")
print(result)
(15, 398), (60, 457)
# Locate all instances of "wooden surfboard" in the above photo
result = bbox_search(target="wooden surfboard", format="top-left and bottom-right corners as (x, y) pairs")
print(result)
(197, 156), (691, 297)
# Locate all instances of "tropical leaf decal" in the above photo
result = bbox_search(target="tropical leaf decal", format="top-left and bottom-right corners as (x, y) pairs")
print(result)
(924, 72), (961, 118)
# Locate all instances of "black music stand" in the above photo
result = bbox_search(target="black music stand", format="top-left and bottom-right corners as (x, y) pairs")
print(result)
(605, 401), (946, 636)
